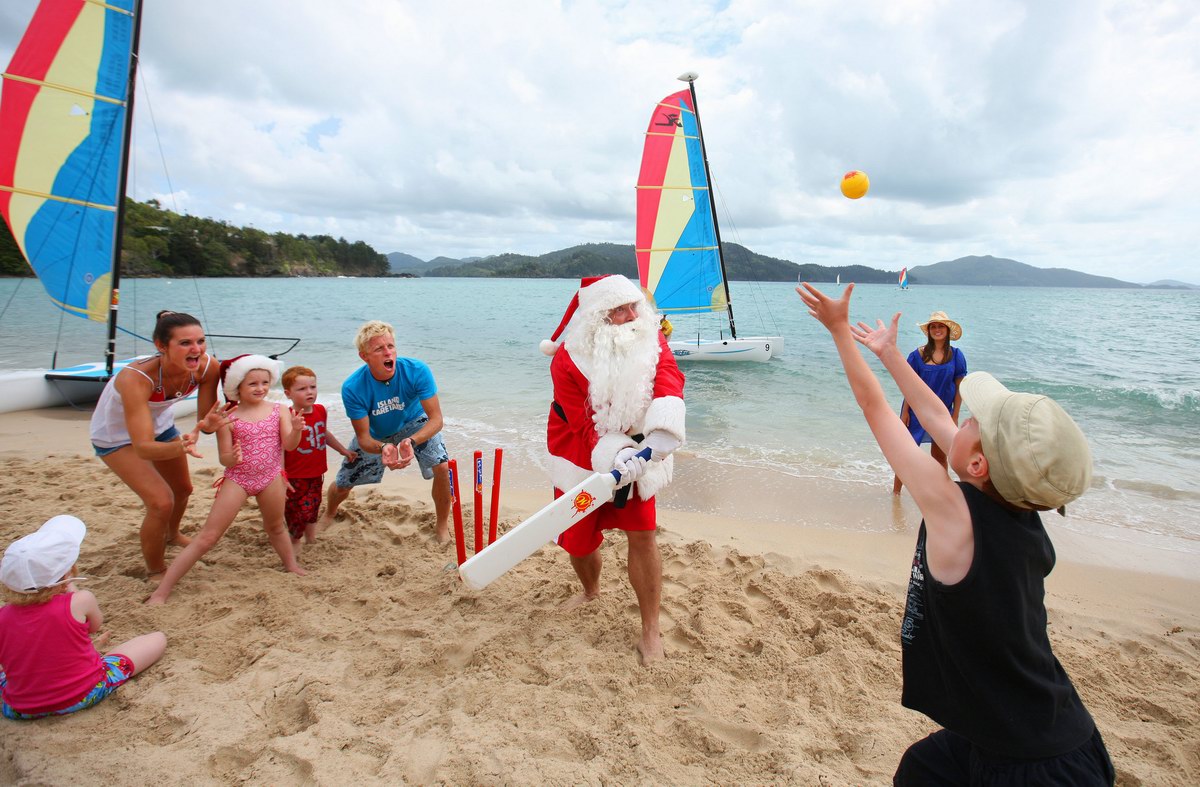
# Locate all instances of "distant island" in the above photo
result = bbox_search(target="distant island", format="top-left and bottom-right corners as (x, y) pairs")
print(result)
(1, 200), (1192, 289)
(392, 243), (1195, 290)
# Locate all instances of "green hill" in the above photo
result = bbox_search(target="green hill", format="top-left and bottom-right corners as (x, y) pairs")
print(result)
(0, 199), (390, 278)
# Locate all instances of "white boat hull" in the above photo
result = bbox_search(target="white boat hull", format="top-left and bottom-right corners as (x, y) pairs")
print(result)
(668, 336), (783, 362)
(0, 356), (196, 416)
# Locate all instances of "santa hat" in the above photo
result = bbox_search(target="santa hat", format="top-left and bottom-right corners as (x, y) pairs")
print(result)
(539, 275), (645, 356)
(220, 354), (282, 401)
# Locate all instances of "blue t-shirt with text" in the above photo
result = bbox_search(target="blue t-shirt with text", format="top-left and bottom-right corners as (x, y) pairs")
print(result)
(341, 358), (437, 438)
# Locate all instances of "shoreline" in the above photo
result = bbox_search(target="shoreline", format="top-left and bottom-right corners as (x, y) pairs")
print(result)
(0, 405), (1197, 784)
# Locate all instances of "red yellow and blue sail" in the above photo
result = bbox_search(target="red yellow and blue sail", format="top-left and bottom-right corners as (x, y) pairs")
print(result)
(635, 88), (727, 315)
(0, 0), (136, 323)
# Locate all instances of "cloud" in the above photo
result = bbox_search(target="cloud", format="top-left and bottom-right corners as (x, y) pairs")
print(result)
(2, 0), (1197, 280)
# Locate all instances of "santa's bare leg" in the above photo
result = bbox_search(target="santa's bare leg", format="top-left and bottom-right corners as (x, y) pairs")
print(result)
(561, 549), (602, 611)
(627, 530), (664, 665)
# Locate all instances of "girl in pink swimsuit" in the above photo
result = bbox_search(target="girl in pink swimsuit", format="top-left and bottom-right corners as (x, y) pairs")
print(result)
(147, 355), (307, 605)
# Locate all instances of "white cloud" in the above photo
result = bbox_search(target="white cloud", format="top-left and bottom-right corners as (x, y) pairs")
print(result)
(2, 0), (1197, 281)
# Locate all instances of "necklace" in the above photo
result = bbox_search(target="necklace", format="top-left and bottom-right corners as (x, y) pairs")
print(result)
(156, 357), (196, 399)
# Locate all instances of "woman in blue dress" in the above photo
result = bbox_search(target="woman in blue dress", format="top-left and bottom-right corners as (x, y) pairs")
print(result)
(893, 311), (967, 495)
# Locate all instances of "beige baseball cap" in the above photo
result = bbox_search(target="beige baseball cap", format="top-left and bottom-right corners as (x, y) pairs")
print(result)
(959, 372), (1092, 513)
(1, 515), (85, 593)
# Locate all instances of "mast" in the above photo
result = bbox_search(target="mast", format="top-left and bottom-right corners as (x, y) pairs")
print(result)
(679, 72), (737, 339)
(105, 0), (144, 377)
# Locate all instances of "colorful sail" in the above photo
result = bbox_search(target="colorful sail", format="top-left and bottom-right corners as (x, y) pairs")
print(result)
(0, 0), (136, 323)
(635, 88), (726, 315)
(899, 266), (909, 289)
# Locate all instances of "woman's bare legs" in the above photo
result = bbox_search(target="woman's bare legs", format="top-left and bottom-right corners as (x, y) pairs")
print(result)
(101, 447), (192, 577)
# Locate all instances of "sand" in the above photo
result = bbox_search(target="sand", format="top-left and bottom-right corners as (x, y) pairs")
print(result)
(0, 408), (1197, 785)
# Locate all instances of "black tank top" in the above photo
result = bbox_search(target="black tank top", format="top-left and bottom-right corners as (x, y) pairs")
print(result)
(900, 482), (1095, 758)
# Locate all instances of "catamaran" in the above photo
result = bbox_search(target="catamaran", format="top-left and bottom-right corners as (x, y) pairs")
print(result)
(0, 0), (293, 413)
(635, 72), (782, 362)
(898, 266), (910, 290)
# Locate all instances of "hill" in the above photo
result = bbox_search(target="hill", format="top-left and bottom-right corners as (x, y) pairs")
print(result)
(908, 255), (1139, 288)
(0, 199), (391, 278)
(420, 245), (1177, 289)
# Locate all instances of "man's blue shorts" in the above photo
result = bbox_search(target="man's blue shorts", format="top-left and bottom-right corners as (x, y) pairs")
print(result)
(334, 417), (449, 488)
(93, 426), (181, 458)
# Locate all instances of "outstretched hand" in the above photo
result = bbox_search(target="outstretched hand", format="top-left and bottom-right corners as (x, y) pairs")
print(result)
(796, 282), (853, 332)
(180, 429), (203, 458)
(287, 406), (305, 433)
(850, 313), (902, 358)
(199, 401), (237, 434)
(382, 438), (415, 470)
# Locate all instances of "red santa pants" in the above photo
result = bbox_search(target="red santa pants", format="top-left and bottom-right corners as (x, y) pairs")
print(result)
(553, 488), (656, 557)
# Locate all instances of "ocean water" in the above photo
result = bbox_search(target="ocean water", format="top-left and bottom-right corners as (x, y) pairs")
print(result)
(2, 276), (1198, 561)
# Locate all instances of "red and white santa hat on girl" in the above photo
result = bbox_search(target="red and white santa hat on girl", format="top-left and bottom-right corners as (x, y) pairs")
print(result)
(220, 354), (282, 401)
(539, 274), (645, 356)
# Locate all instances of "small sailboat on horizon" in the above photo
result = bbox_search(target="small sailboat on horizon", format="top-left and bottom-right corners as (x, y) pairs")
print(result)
(898, 266), (910, 290)
(635, 72), (782, 362)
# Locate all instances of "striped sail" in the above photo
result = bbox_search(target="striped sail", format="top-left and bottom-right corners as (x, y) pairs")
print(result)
(0, 0), (136, 323)
(635, 88), (726, 315)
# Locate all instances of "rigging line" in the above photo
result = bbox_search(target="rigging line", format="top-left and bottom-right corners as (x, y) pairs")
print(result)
(0, 277), (25, 324)
(711, 176), (782, 335)
(136, 68), (214, 354)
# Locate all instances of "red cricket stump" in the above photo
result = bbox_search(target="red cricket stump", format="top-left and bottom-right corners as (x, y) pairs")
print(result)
(449, 459), (467, 566)
(473, 450), (484, 555)
(488, 448), (504, 546)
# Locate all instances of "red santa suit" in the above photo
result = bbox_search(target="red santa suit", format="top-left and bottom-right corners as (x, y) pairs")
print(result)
(541, 275), (686, 556)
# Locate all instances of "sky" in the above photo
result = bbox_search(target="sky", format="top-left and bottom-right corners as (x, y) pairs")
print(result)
(2, 0), (1198, 283)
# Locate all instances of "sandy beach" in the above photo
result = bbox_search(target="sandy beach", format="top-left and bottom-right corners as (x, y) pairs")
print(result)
(0, 407), (1197, 785)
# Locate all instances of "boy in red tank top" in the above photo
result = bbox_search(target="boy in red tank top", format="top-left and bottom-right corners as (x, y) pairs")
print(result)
(282, 367), (357, 556)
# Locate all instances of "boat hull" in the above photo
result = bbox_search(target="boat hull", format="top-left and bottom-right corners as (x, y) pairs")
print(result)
(668, 336), (783, 362)
(0, 357), (193, 415)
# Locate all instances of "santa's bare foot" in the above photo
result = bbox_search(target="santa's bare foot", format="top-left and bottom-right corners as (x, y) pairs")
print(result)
(559, 591), (599, 612)
(637, 634), (665, 666)
(168, 533), (192, 547)
(285, 562), (307, 577)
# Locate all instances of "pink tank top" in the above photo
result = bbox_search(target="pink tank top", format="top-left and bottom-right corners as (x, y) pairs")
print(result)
(223, 403), (284, 495)
(0, 593), (105, 713)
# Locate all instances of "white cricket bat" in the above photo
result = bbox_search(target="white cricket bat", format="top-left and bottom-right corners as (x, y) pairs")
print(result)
(458, 447), (651, 590)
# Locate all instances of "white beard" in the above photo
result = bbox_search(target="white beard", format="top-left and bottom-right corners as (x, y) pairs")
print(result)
(565, 308), (660, 435)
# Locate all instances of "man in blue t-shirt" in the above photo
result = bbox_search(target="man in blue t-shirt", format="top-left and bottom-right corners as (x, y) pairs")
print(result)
(318, 320), (451, 541)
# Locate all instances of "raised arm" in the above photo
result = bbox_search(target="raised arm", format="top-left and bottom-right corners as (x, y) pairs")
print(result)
(852, 315), (958, 457)
(798, 284), (972, 581)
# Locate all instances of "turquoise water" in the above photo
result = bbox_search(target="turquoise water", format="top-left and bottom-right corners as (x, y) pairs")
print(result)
(2, 276), (1198, 557)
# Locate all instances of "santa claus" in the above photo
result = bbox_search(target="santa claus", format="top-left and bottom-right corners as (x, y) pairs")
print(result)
(540, 274), (685, 665)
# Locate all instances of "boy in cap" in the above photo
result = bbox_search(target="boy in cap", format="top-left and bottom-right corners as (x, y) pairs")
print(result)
(796, 283), (1114, 785)
(0, 516), (166, 719)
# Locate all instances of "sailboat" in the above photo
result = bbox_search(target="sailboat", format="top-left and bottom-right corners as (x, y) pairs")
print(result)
(0, 0), (292, 414)
(898, 266), (910, 290)
(635, 72), (782, 362)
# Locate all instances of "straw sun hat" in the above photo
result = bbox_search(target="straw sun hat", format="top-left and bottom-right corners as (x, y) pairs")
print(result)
(918, 311), (962, 341)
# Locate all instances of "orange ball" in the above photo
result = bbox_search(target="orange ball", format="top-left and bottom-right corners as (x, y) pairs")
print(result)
(841, 170), (870, 199)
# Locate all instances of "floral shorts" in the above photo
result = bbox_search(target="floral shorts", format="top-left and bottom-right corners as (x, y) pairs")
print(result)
(1, 654), (134, 720)
(285, 475), (324, 538)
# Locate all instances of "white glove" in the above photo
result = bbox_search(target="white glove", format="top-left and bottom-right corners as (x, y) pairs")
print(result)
(613, 455), (649, 489)
(642, 431), (681, 461)
(613, 446), (641, 470)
